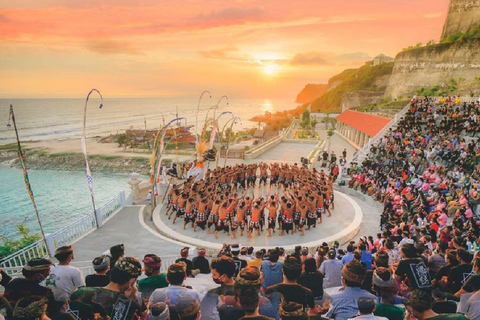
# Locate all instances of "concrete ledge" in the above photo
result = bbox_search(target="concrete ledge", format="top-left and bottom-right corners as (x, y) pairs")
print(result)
(334, 132), (362, 150)
(152, 190), (363, 252)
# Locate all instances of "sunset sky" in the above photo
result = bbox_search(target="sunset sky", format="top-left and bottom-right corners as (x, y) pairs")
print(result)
(0, 0), (450, 99)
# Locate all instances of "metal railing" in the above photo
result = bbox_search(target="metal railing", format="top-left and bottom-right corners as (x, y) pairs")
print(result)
(0, 191), (130, 271)
(0, 240), (48, 272)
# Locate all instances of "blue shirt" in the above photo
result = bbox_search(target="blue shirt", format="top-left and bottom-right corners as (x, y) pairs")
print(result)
(341, 252), (354, 265)
(326, 287), (377, 320)
(361, 250), (373, 270)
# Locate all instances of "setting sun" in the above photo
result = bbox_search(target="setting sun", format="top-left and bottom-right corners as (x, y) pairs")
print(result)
(263, 64), (280, 76)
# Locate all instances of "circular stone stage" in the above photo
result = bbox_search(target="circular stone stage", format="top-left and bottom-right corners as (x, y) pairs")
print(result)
(152, 189), (363, 251)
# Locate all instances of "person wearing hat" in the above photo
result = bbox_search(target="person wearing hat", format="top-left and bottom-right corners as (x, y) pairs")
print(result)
(149, 263), (200, 320)
(192, 248), (210, 274)
(85, 255), (110, 287)
(319, 249), (343, 289)
(13, 296), (49, 320)
(176, 247), (194, 277)
(350, 297), (388, 320)
(138, 254), (168, 301)
(45, 245), (84, 302)
(4, 258), (54, 307)
(404, 290), (468, 320)
(326, 260), (376, 320)
(175, 294), (201, 320)
(148, 302), (170, 320)
(231, 245), (248, 278)
(372, 267), (404, 320)
(76, 257), (142, 317)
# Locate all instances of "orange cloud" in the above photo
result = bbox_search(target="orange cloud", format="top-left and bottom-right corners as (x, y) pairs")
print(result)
(84, 39), (144, 55)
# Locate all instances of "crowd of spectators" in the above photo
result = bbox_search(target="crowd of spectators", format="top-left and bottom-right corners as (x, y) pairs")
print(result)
(1, 96), (480, 320)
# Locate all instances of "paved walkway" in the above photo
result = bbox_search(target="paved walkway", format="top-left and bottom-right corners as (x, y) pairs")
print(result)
(72, 206), (184, 261)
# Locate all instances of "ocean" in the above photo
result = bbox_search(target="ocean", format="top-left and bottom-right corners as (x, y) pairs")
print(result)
(0, 97), (295, 241)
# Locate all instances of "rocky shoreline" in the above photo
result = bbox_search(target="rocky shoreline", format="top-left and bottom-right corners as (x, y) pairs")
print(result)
(0, 149), (155, 175)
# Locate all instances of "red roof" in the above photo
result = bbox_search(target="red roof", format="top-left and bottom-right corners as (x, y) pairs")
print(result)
(335, 110), (391, 137)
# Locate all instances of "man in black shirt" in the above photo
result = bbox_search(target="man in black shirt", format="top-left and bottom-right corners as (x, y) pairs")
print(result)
(192, 248), (210, 274)
(448, 249), (473, 294)
(231, 245), (247, 278)
(4, 258), (54, 307)
(265, 256), (314, 310)
(176, 247), (194, 277)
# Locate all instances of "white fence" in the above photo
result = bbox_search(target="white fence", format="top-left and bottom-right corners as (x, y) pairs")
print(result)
(0, 191), (129, 272)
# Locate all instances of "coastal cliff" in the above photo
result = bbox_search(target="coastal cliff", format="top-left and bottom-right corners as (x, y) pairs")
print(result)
(442, 0), (480, 39)
(385, 41), (480, 99)
(295, 84), (328, 104)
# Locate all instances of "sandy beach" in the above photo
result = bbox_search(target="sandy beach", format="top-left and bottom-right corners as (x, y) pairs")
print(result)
(21, 138), (193, 161)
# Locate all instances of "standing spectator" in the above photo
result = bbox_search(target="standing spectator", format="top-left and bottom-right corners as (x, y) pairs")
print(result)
(138, 254), (168, 301)
(319, 249), (343, 289)
(192, 248), (211, 274)
(85, 255), (110, 287)
(45, 245), (84, 301)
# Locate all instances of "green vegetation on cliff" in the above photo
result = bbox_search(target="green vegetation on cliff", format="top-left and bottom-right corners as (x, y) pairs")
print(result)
(441, 23), (480, 44)
(311, 61), (394, 112)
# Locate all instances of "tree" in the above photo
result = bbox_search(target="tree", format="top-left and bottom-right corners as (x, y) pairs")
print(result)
(0, 225), (42, 259)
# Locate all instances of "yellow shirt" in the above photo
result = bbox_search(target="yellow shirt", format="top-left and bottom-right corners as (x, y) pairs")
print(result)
(248, 258), (263, 269)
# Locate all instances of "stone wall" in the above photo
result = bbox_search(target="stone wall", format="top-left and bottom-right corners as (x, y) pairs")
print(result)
(441, 0), (480, 39)
(341, 90), (386, 111)
(385, 41), (480, 99)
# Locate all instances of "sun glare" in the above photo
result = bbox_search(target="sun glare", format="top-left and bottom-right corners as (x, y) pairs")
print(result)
(263, 64), (279, 76)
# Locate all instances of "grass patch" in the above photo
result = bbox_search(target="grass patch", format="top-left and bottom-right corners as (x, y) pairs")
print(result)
(48, 152), (80, 158)
(89, 154), (123, 160)
(0, 144), (17, 150)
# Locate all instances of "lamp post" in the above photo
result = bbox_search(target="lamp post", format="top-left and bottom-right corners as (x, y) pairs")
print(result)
(81, 89), (104, 229)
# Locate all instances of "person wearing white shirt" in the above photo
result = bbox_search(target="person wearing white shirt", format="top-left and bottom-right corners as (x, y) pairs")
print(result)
(45, 245), (85, 301)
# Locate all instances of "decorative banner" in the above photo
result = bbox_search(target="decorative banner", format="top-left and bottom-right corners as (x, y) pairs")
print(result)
(81, 89), (104, 228)
(7, 105), (51, 257)
(194, 91), (211, 143)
